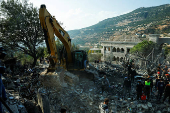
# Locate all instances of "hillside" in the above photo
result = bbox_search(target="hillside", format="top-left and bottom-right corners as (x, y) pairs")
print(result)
(68, 4), (170, 46)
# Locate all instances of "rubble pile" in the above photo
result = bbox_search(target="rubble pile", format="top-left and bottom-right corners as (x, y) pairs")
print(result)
(47, 81), (101, 113)
(82, 62), (170, 112)
(41, 63), (132, 112)
(2, 90), (28, 113)
(2, 66), (43, 113)
(1, 62), (170, 113)
(38, 67), (100, 112)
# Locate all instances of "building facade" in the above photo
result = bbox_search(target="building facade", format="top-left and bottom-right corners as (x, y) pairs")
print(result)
(100, 36), (142, 62)
(148, 34), (170, 45)
(98, 34), (170, 62)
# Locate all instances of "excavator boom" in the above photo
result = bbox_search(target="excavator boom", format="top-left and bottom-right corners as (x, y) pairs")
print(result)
(39, 5), (87, 71)
(39, 5), (72, 69)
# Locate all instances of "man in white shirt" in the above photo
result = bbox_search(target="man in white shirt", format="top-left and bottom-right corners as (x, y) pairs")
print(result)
(99, 98), (109, 113)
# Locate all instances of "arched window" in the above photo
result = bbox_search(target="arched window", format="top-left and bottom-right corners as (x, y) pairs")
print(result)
(116, 57), (119, 61)
(120, 57), (123, 62)
(112, 47), (116, 52)
(117, 48), (120, 52)
(112, 56), (116, 61)
(121, 48), (124, 53)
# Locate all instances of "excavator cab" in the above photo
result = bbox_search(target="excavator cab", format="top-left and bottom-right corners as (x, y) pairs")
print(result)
(71, 50), (87, 70)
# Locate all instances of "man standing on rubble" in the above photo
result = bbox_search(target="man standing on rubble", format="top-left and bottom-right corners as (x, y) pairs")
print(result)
(147, 75), (153, 94)
(99, 98), (109, 113)
(100, 75), (110, 94)
(136, 81), (144, 100)
(144, 79), (151, 100)
(127, 63), (132, 79)
(157, 78), (165, 101)
(163, 82), (170, 104)
(131, 67), (136, 82)
(123, 77), (131, 98)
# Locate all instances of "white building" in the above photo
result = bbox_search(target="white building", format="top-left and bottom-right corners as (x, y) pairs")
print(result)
(100, 35), (142, 61)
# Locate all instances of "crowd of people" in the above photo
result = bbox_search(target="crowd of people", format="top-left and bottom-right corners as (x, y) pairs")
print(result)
(98, 61), (170, 113)
(155, 64), (170, 103)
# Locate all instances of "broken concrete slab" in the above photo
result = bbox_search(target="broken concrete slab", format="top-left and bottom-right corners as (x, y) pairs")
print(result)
(37, 88), (50, 113)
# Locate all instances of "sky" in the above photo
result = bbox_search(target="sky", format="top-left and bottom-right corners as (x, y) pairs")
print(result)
(28, 0), (170, 31)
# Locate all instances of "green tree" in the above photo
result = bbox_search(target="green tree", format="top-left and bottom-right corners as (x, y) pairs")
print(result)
(0, 0), (44, 67)
(55, 38), (63, 50)
(130, 40), (160, 57)
(44, 47), (48, 58)
(164, 46), (170, 56)
(13, 51), (34, 65)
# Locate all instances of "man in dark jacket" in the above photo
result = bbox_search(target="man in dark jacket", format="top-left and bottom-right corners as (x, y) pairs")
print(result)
(131, 68), (136, 82)
(127, 64), (132, 79)
(136, 81), (144, 100)
(100, 75), (110, 94)
(148, 75), (153, 94)
(163, 82), (170, 104)
(157, 79), (165, 101)
(123, 77), (131, 98)
(155, 73), (160, 88)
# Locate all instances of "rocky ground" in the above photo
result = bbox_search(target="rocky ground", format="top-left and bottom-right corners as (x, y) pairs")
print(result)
(1, 61), (170, 113)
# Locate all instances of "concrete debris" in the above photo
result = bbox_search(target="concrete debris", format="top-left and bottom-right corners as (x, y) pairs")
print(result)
(6, 82), (15, 90)
(64, 71), (79, 86)
(162, 108), (167, 113)
(142, 104), (148, 110)
(156, 110), (162, 113)
(168, 107), (170, 112)
(147, 102), (152, 108)
(8, 104), (19, 113)
(2, 90), (28, 113)
(1, 61), (170, 113)
(159, 104), (166, 108)
(37, 88), (50, 113)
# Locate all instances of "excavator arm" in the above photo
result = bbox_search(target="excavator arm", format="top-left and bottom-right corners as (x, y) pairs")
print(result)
(39, 5), (72, 69)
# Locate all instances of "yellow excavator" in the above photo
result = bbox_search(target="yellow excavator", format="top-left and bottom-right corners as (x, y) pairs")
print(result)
(39, 5), (88, 71)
